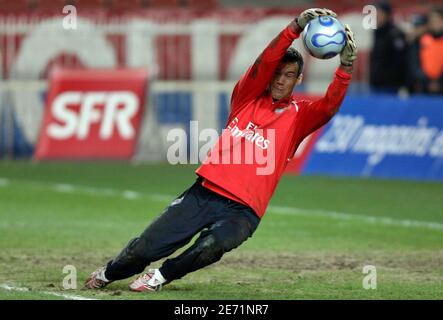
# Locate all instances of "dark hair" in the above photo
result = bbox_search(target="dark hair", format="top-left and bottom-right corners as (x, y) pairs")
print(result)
(375, 1), (392, 16)
(281, 47), (304, 77)
(429, 5), (443, 18)
(410, 14), (427, 27)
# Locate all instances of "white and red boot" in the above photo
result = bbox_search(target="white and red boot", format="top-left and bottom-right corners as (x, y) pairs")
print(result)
(84, 266), (112, 289)
(129, 269), (166, 292)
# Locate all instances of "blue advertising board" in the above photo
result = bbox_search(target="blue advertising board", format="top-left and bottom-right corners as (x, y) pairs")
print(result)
(302, 95), (443, 181)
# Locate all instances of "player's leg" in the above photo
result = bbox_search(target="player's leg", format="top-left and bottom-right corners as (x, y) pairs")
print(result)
(104, 182), (212, 280)
(85, 179), (212, 288)
(158, 202), (260, 284)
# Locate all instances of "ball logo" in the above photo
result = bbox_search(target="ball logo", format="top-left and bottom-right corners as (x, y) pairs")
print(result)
(302, 16), (346, 59)
(47, 91), (139, 140)
(311, 31), (346, 48)
(318, 16), (334, 26)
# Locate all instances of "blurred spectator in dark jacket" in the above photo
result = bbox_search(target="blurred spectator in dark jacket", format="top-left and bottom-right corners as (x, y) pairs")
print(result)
(418, 6), (443, 95)
(369, 2), (407, 93)
(406, 14), (428, 93)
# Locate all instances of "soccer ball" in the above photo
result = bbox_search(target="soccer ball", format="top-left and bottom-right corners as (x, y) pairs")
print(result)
(302, 16), (346, 59)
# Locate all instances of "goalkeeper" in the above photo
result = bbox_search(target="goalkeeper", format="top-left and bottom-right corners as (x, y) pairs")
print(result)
(85, 8), (357, 292)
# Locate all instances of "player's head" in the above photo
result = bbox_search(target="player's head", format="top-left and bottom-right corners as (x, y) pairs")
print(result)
(375, 1), (393, 27)
(428, 6), (443, 35)
(270, 47), (304, 100)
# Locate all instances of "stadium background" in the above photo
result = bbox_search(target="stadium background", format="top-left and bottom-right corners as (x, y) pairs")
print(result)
(0, 0), (442, 300)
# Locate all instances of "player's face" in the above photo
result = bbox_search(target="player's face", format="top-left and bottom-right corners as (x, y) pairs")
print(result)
(270, 63), (300, 100)
(428, 12), (443, 34)
(376, 9), (389, 28)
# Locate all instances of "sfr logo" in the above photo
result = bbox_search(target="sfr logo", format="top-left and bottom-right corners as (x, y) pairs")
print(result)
(47, 91), (139, 140)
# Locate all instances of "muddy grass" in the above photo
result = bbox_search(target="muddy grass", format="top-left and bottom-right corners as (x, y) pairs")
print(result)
(219, 250), (443, 273)
(2, 249), (442, 281)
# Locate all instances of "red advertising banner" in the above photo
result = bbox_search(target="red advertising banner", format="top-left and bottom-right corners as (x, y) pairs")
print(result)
(35, 68), (148, 160)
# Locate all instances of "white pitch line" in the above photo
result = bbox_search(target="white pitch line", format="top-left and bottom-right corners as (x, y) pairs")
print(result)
(143, 192), (443, 232)
(149, 193), (174, 202)
(8, 178), (150, 201)
(53, 183), (141, 200)
(3, 178), (140, 200)
(6, 177), (443, 232)
(122, 190), (141, 200)
(39, 291), (97, 301)
(0, 177), (10, 187)
(54, 183), (76, 192)
(268, 205), (443, 232)
(0, 284), (29, 292)
(0, 284), (97, 300)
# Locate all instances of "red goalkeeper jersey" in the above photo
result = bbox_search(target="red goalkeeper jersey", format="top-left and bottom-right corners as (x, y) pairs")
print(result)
(196, 22), (352, 218)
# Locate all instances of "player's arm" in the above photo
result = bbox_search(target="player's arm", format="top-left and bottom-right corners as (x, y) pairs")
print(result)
(231, 8), (337, 110)
(230, 22), (300, 109)
(299, 25), (357, 137)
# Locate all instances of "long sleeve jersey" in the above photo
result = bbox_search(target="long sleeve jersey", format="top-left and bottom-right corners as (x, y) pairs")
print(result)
(196, 22), (352, 218)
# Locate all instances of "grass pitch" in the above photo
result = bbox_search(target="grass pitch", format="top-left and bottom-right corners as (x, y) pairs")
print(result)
(0, 161), (442, 300)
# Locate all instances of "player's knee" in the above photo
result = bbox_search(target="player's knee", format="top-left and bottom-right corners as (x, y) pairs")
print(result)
(215, 220), (252, 252)
(197, 232), (242, 260)
(124, 237), (152, 262)
(195, 234), (224, 264)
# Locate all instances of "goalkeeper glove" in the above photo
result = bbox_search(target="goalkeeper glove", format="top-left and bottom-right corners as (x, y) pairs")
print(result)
(340, 24), (358, 67)
(296, 8), (338, 29)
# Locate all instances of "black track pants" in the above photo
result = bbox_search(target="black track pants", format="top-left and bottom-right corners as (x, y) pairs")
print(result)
(104, 178), (260, 283)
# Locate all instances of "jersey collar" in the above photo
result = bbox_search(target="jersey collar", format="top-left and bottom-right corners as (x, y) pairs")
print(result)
(271, 93), (296, 111)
